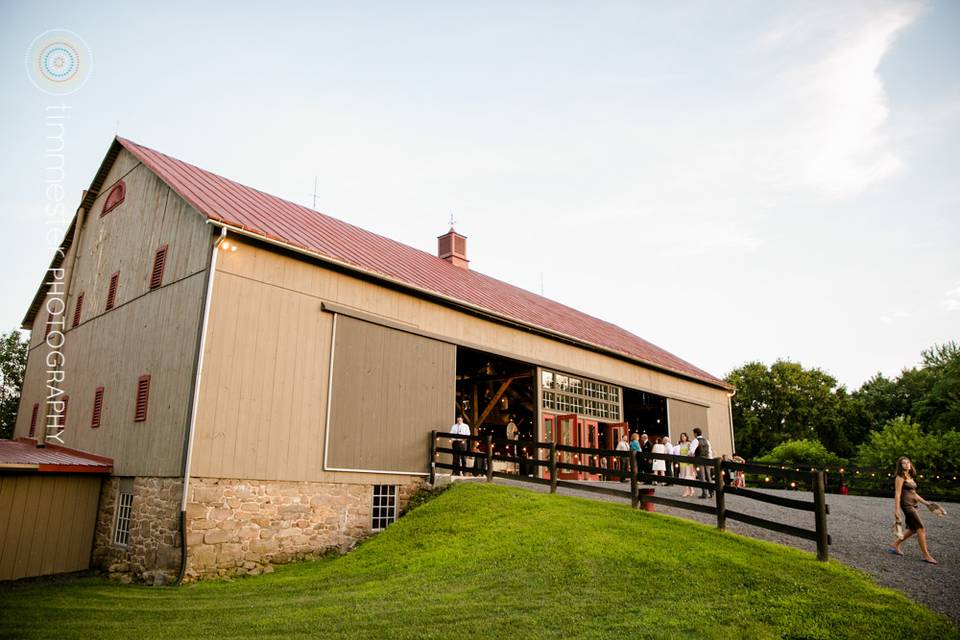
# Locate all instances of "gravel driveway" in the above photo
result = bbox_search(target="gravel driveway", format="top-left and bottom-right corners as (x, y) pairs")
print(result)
(488, 477), (959, 624)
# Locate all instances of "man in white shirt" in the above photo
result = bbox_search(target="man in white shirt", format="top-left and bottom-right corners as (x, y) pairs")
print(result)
(449, 417), (471, 476)
(615, 434), (630, 482)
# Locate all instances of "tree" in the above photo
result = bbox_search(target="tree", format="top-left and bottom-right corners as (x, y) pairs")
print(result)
(856, 417), (940, 471)
(0, 330), (29, 439)
(755, 439), (846, 467)
(914, 342), (960, 435)
(726, 360), (848, 459)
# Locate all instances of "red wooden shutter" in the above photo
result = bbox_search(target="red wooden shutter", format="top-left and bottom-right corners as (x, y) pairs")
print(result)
(91, 387), (105, 428)
(150, 245), (168, 289)
(134, 375), (151, 422)
(101, 181), (126, 217)
(44, 312), (54, 338)
(106, 272), (120, 310)
(29, 403), (39, 437)
(72, 292), (84, 327)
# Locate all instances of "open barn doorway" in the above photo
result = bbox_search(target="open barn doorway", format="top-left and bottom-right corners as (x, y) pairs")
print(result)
(623, 388), (669, 440)
(455, 347), (536, 443)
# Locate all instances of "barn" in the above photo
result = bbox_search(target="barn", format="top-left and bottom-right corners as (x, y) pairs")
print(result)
(10, 136), (734, 582)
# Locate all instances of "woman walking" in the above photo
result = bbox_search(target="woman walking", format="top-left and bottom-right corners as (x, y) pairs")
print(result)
(891, 456), (943, 564)
(651, 437), (667, 484)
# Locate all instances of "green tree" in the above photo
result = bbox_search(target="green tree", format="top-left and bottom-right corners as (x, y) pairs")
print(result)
(726, 360), (848, 459)
(914, 342), (960, 434)
(855, 417), (940, 471)
(0, 330), (29, 439)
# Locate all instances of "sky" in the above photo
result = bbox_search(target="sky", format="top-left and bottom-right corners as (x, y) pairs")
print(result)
(1, 0), (958, 390)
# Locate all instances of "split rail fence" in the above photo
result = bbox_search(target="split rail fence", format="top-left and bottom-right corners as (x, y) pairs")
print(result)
(429, 431), (831, 562)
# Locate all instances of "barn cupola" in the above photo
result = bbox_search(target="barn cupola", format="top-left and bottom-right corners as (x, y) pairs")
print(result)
(437, 227), (469, 270)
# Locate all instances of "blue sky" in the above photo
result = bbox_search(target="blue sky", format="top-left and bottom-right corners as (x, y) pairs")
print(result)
(1, 1), (958, 388)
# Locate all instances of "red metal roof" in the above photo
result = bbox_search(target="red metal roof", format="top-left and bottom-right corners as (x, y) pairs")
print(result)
(116, 137), (729, 389)
(0, 439), (113, 474)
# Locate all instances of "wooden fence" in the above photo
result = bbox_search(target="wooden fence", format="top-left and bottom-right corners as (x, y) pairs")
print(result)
(429, 431), (831, 562)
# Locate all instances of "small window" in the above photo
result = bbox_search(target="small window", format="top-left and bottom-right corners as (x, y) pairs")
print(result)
(106, 272), (120, 310)
(371, 485), (397, 531)
(72, 292), (84, 328)
(150, 245), (168, 289)
(91, 386), (105, 428)
(101, 181), (126, 217)
(113, 480), (134, 547)
(29, 403), (39, 438)
(134, 375), (150, 422)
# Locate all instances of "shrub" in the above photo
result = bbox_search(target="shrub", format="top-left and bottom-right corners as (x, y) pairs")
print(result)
(755, 439), (846, 467)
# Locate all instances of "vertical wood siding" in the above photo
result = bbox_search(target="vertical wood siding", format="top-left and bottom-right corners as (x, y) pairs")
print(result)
(0, 474), (102, 581)
(666, 398), (710, 443)
(326, 316), (455, 473)
(13, 150), (211, 476)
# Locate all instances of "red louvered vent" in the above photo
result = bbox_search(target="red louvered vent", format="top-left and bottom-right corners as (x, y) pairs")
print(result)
(91, 386), (105, 428)
(134, 375), (151, 422)
(72, 292), (84, 327)
(44, 312), (54, 338)
(29, 403), (39, 437)
(106, 272), (120, 310)
(150, 245), (169, 289)
(101, 181), (126, 217)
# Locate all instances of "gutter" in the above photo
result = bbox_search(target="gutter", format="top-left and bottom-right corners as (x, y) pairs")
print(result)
(727, 387), (737, 455)
(174, 224), (226, 585)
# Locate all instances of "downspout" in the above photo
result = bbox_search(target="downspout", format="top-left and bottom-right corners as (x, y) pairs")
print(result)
(175, 224), (226, 585)
(727, 387), (737, 455)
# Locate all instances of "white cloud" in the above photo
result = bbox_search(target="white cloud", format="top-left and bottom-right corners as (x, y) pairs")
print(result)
(751, 2), (924, 195)
(942, 284), (960, 311)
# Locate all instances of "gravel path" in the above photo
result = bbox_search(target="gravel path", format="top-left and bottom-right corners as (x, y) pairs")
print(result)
(486, 477), (959, 624)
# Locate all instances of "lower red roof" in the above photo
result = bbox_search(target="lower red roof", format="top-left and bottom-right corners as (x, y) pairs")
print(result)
(0, 439), (113, 474)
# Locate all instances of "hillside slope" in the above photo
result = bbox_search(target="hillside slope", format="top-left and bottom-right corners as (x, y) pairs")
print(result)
(0, 483), (956, 640)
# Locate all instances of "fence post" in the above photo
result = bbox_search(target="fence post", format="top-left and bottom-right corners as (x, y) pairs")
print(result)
(714, 457), (725, 531)
(630, 451), (639, 509)
(813, 469), (829, 562)
(549, 443), (558, 494)
(429, 430), (437, 485)
(485, 435), (494, 483)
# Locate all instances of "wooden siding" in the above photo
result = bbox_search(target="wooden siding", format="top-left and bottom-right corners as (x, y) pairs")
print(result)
(327, 316), (454, 473)
(14, 149), (212, 476)
(193, 237), (733, 482)
(0, 473), (101, 581)
(667, 398), (710, 443)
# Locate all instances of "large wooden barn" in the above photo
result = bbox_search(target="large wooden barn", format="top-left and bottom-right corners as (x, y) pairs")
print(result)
(9, 136), (735, 581)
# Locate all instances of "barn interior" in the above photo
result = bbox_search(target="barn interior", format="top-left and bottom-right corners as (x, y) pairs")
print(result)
(455, 347), (536, 442)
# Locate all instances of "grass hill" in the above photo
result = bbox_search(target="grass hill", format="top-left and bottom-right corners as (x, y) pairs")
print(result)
(0, 482), (956, 639)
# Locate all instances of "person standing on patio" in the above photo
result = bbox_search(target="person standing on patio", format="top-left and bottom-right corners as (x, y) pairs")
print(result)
(677, 432), (695, 497)
(691, 427), (713, 499)
(617, 434), (631, 482)
(450, 417), (471, 477)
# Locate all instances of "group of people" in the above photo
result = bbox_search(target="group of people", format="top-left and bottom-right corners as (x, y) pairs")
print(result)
(613, 427), (744, 498)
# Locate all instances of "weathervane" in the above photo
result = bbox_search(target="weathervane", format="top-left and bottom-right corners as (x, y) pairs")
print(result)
(448, 212), (456, 229)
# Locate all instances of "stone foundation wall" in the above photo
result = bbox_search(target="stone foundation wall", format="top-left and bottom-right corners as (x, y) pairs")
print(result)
(93, 477), (182, 585)
(184, 477), (421, 580)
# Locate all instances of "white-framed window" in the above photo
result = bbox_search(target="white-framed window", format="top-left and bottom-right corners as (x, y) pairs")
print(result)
(113, 480), (134, 547)
(371, 485), (397, 531)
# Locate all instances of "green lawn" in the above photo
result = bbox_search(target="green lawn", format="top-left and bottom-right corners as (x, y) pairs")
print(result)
(0, 483), (955, 640)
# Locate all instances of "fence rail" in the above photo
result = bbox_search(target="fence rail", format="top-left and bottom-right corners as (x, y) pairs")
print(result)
(429, 431), (831, 561)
